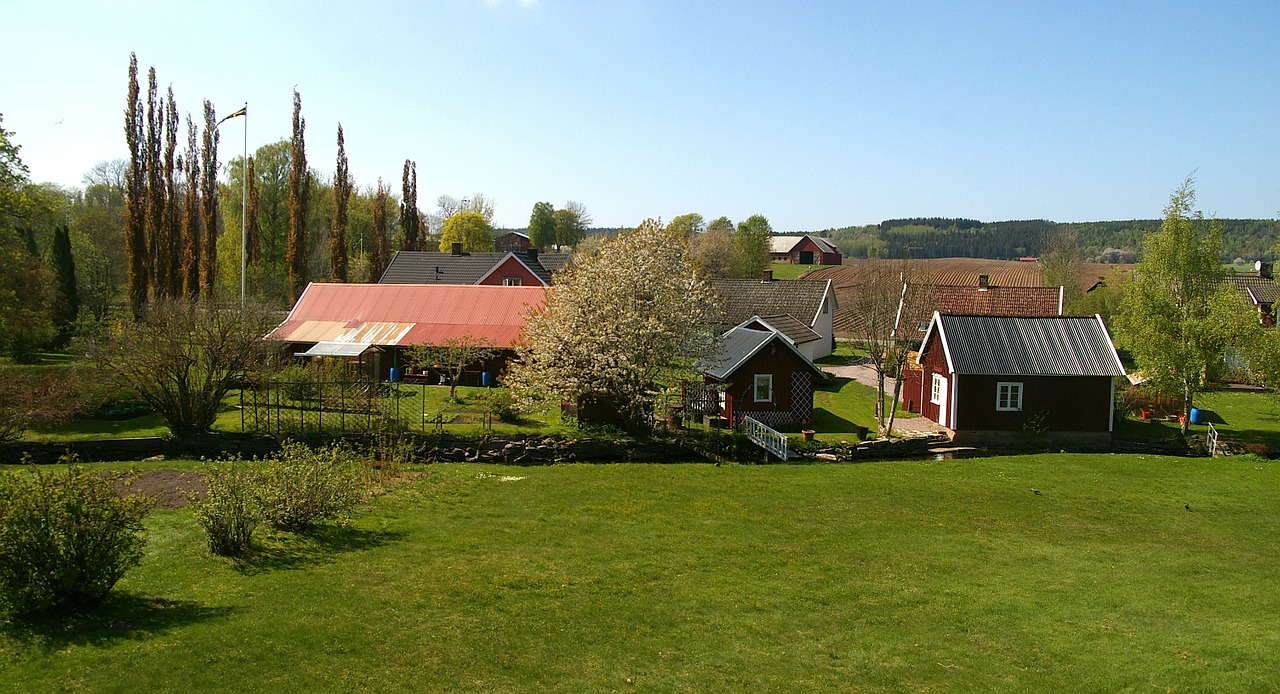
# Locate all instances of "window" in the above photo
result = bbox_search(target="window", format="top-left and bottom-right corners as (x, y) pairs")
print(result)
(996, 382), (1023, 411)
(502, 277), (522, 286)
(753, 374), (773, 402)
(930, 374), (946, 405)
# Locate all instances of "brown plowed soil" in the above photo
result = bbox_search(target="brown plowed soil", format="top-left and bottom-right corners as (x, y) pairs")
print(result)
(108, 471), (207, 509)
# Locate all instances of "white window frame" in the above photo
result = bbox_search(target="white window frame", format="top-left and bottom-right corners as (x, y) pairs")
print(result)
(930, 374), (946, 405)
(502, 277), (523, 286)
(996, 381), (1023, 411)
(753, 374), (773, 402)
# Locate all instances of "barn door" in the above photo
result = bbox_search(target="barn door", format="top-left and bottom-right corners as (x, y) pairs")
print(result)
(798, 250), (815, 264)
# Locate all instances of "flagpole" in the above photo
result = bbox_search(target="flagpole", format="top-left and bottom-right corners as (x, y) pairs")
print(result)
(240, 102), (248, 308)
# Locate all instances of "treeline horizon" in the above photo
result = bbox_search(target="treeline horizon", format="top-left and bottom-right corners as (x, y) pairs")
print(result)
(803, 217), (1279, 263)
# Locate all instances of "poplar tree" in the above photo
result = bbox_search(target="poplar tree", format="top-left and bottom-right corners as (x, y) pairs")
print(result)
(160, 86), (180, 298)
(286, 89), (309, 302)
(144, 68), (165, 297)
(246, 155), (260, 266)
(370, 179), (390, 281)
(330, 124), (350, 282)
(123, 53), (149, 317)
(50, 225), (79, 347)
(182, 116), (202, 299)
(399, 159), (418, 251)
(199, 100), (219, 301)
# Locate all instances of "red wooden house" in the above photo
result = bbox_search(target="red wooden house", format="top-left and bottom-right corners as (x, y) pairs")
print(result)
(915, 312), (1126, 446)
(689, 318), (827, 428)
(769, 235), (842, 265)
(380, 246), (571, 287)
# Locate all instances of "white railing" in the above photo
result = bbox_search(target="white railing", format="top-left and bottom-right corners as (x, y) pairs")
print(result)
(1207, 421), (1220, 457)
(741, 415), (790, 460)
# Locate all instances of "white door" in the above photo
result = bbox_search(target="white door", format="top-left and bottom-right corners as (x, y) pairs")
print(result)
(932, 374), (949, 428)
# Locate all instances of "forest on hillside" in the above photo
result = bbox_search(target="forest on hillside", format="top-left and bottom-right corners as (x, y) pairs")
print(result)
(810, 217), (1279, 262)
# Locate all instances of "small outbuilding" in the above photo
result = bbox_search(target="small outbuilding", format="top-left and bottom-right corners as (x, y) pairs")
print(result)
(690, 318), (827, 428)
(916, 312), (1126, 446)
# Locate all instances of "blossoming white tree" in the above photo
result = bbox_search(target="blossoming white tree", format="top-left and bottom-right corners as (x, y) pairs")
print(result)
(507, 219), (720, 431)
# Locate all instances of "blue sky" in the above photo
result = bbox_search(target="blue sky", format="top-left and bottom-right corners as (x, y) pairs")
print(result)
(3, 1), (1277, 230)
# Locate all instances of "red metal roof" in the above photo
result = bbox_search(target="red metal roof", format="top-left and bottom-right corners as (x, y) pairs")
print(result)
(266, 283), (547, 347)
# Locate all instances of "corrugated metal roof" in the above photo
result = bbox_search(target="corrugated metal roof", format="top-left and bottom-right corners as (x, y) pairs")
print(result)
(298, 342), (375, 357)
(266, 283), (547, 348)
(927, 314), (1125, 376)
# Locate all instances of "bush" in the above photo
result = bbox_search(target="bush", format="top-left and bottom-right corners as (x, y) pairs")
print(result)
(191, 464), (262, 556)
(0, 465), (151, 616)
(257, 441), (370, 533)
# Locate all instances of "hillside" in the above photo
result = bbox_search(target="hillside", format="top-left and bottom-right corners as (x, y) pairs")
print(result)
(810, 217), (1277, 262)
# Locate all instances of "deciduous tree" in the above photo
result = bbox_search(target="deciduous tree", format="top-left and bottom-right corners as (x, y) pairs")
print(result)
(50, 225), (79, 347)
(508, 219), (719, 430)
(123, 54), (148, 317)
(286, 90), (308, 302)
(438, 211), (494, 253)
(330, 124), (350, 282)
(528, 201), (555, 250)
(1113, 177), (1254, 434)
(399, 160), (418, 251)
(732, 214), (772, 279)
(200, 100), (220, 301)
(181, 116), (202, 299)
(370, 179), (390, 281)
(88, 299), (276, 436)
(409, 336), (501, 399)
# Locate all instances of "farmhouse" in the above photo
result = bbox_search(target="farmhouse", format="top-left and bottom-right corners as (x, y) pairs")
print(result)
(915, 312), (1125, 446)
(688, 319), (827, 428)
(379, 246), (571, 286)
(769, 234), (842, 265)
(265, 283), (547, 383)
(713, 275), (838, 360)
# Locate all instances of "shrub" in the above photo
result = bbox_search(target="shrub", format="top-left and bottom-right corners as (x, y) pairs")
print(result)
(478, 389), (524, 424)
(0, 465), (151, 616)
(191, 464), (262, 556)
(257, 441), (370, 533)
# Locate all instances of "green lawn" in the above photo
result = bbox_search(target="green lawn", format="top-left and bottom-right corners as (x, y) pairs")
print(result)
(768, 261), (818, 280)
(2, 455), (1278, 691)
(1115, 389), (1280, 448)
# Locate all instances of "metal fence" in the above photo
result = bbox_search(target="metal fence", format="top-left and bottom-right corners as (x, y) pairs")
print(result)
(238, 380), (492, 436)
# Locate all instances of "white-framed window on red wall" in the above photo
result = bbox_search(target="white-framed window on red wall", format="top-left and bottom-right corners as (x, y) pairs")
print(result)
(996, 381), (1023, 411)
(930, 374), (946, 405)
(753, 374), (773, 402)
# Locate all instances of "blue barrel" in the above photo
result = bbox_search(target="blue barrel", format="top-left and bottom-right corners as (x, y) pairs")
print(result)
(1189, 407), (1204, 425)
(481, 371), (493, 387)
(389, 367), (402, 382)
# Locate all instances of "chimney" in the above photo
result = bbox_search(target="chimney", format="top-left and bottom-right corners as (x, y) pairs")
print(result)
(526, 248), (539, 262)
(451, 242), (463, 256)
(1257, 261), (1273, 279)
(977, 274), (989, 290)
(762, 269), (774, 282)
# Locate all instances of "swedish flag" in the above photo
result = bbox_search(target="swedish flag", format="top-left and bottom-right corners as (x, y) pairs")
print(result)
(217, 105), (247, 125)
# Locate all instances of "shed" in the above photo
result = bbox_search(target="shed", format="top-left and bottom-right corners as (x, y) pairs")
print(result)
(916, 312), (1125, 446)
(692, 319), (827, 428)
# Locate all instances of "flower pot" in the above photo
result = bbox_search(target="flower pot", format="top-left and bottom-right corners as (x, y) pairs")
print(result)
(801, 429), (815, 442)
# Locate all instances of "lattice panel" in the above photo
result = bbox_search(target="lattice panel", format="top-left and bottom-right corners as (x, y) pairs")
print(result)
(791, 371), (813, 423)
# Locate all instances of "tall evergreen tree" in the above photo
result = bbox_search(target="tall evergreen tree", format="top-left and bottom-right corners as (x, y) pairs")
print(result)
(286, 89), (309, 302)
(181, 116), (202, 299)
(330, 124), (350, 282)
(246, 155), (260, 266)
(50, 225), (79, 347)
(199, 100), (219, 301)
(123, 53), (148, 318)
(370, 179), (390, 281)
(399, 160), (418, 251)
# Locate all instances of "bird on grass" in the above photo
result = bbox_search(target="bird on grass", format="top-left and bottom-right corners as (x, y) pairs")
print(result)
(1030, 488), (1041, 495)
(1185, 503), (1191, 511)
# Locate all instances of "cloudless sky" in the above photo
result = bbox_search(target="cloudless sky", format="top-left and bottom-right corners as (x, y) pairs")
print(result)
(3, 0), (1278, 230)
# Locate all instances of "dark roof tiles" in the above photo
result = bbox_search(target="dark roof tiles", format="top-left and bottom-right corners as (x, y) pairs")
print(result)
(926, 314), (1124, 377)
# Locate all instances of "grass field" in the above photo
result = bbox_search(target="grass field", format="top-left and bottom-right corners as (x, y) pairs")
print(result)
(3, 455), (1278, 692)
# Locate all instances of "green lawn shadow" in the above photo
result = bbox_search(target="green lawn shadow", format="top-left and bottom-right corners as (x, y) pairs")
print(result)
(2, 592), (232, 653)
(233, 525), (407, 576)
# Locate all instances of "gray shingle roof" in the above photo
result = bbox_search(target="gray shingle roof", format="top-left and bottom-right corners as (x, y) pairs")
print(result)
(696, 325), (825, 381)
(714, 279), (832, 329)
(746, 315), (822, 345)
(379, 251), (570, 285)
(926, 314), (1125, 376)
